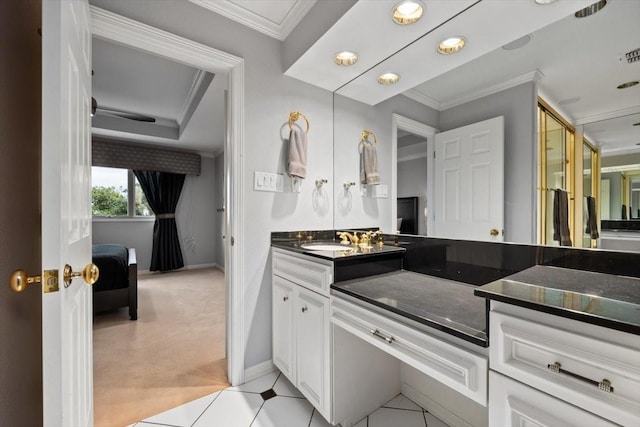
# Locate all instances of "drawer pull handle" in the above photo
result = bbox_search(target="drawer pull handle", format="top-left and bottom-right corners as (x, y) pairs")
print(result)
(370, 329), (394, 344)
(547, 362), (614, 393)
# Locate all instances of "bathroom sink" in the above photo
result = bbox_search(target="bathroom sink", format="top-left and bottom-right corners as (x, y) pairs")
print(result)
(301, 242), (352, 251)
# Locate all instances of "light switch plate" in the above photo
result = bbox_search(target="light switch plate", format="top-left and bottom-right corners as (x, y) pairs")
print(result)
(254, 171), (283, 192)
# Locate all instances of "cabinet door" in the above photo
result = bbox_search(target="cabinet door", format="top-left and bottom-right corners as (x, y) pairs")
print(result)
(489, 371), (617, 427)
(272, 276), (296, 383)
(296, 287), (329, 414)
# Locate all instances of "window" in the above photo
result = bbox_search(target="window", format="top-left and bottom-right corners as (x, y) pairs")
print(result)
(91, 166), (153, 217)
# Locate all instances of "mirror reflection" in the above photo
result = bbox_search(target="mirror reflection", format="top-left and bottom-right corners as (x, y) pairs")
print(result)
(332, 0), (640, 250)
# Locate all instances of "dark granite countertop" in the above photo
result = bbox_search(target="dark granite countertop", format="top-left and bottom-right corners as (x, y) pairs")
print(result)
(271, 240), (406, 261)
(331, 271), (488, 347)
(474, 265), (640, 335)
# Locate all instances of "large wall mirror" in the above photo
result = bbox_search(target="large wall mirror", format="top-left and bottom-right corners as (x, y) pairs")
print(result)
(332, 0), (640, 245)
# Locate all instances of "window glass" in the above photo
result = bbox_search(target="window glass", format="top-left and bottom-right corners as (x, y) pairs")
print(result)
(92, 167), (128, 216)
(134, 176), (153, 217)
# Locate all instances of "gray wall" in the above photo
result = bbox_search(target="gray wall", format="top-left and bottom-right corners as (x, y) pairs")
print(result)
(602, 172), (623, 220)
(440, 82), (538, 244)
(214, 153), (225, 269)
(397, 156), (428, 236)
(0, 1), (43, 424)
(91, 0), (336, 370)
(92, 156), (218, 271)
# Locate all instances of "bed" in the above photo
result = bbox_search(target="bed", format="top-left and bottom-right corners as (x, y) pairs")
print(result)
(92, 244), (138, 320)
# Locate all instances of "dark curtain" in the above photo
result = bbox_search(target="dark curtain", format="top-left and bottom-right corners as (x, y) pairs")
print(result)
(134, 170), (186, 272)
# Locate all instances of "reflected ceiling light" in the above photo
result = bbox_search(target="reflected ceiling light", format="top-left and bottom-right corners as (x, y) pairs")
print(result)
(437, 36), (466, 55)
(502, 35), (531, 50)
(534, 0), (557, 4)
(617, 81), (639, 89)
(378, 72), (400, 85)
(334, 51), (359, 66)
(574, 0), (606, 18)
(392, 0), (424, 25)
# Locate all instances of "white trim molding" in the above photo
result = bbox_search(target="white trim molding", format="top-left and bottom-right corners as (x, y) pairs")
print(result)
(91, 6), (246, 386)
(575, 105), (640, 126)
(188, 0), (316, 41)
(404, 69), (545, 112)
(244, 360), (277, 383)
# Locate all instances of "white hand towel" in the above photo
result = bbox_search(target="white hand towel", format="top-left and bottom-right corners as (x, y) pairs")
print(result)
(360, 139), (380, 185)
(287, 127), (308, 179)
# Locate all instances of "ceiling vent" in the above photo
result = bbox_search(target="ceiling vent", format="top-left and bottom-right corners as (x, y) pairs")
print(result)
(623, 48), (640, 64)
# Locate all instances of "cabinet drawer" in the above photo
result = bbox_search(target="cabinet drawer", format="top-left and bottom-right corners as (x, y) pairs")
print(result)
(272, 248), (333, 295)
(489, 371), (617, 427)
(331, 297), (487, 406)
(490, 308), (640, 426)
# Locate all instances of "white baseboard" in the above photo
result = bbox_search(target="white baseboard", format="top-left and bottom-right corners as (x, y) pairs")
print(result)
(244, 360), (277, 383)
(402, 382), (475, 427)
(138, 263), (220, 275)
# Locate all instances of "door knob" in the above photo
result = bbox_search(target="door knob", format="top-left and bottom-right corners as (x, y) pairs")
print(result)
(10, 269), (59, 293)
(490, 228), (500, 237)
(63, 263), (99, 287)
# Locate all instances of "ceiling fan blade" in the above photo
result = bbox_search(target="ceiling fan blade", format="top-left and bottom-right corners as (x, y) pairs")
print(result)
(97, 108), (157, 123)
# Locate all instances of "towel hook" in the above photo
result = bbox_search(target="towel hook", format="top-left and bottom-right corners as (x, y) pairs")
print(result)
(360, 130), (377, 146)
(288, 111), (310, 133)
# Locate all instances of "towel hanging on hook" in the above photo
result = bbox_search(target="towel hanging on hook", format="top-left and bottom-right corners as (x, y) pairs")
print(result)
(360, 129), (380, 185)
(288, 111), (310, 133)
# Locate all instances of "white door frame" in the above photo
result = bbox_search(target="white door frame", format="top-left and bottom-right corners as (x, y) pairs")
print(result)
(90, 6), (246, 385)
(391, 114), (438, 235)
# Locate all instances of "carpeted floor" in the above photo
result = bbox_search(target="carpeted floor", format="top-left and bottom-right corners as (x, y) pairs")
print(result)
(93, 267), (229, 427)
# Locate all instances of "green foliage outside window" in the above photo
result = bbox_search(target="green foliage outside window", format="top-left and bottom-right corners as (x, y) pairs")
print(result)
(91, 183), (152, 217)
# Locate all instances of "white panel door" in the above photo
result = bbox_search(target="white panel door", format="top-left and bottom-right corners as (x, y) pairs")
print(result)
(42, 0), (94, 425)
(434, 116), (504, 241)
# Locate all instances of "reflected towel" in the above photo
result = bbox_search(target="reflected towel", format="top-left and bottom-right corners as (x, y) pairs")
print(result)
(360, 139), (380, 185)
(553, 189), (572, 246)
(585, 196), (599, 239)
(287, 127), (308, 179)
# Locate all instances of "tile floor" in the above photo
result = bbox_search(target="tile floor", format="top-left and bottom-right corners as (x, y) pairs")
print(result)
(129, 371), (450, 427)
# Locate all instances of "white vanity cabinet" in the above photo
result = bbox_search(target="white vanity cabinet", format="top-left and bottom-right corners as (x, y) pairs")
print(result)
(488, 301), (640, 426)
(271, 248), (332, 421)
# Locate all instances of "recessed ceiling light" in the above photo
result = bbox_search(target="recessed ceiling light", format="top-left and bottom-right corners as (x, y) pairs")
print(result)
(437, 37), (466, 55)
(502, 35), (531, 51)
(392, 0), (424, 25)
(534, 0), (557, 4)
(575, 0), (606, 18)
(617, 81), (639, 89)
(334, 51), (358, 66)
(378, 73), (400, 85)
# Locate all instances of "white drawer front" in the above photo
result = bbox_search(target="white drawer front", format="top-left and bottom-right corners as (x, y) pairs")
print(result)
(331, 297), (487, 406)
(490, 310), (640, 426)
(272, 249), (332, 295)
(489, 371), (618, 427)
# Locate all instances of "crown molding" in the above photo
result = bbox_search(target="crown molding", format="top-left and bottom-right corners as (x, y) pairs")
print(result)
(440, 69), (545, 111)
(401, 89), (441, 111)
(90, 5), (242, 72)
(188, 0), (316, 41)
(575, 105), (640, 126)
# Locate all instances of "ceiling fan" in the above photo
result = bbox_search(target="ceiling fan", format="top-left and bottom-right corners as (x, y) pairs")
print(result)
(91, 97), (156, 123)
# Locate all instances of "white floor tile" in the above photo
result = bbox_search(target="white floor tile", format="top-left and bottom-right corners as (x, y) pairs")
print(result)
(382, 394), (423, 411)
(368, 407), (426, 427)
(193, 390), (264, 427)
(309, 409), (333, 427)
(251, 396), (313, 427)
(143, 392), (220, 426)
(226, 372), (279, 393)
(272, 374), (304, 398)
(425, 412), (450, 427)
